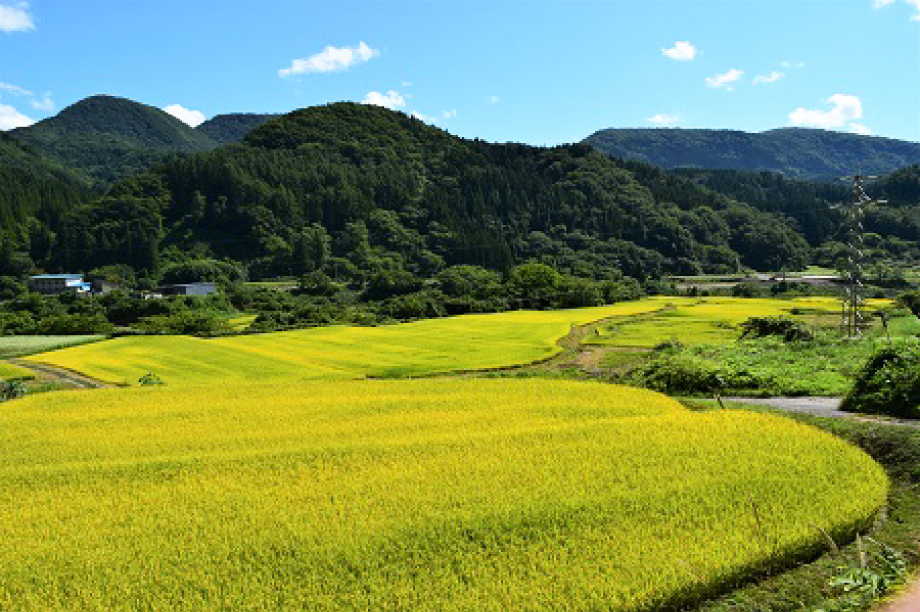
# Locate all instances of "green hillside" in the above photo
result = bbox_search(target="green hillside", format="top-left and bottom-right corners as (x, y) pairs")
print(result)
(196, 113), (280, 144)
(10, 95), (220, 184)
(584, 127), (920, 180)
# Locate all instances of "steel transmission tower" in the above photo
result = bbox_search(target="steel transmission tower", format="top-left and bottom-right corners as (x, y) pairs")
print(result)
(836, 169), (886, 337)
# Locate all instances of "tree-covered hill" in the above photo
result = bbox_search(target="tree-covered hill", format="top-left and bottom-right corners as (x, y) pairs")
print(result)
(584, 127), (920, 181)
(0, 133), (93, 274)
(45, 102), (814, 283)
(196, 113), (281, 145)
(10, 95), (220, 185)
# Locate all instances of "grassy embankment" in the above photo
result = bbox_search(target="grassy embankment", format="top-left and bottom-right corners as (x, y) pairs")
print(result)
(0, 379), (887, 611)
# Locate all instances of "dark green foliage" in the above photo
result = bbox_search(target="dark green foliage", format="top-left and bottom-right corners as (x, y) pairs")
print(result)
(195, 113), (280, 145)
(0, 378), (27, 401)
(899, 290), (920, 319)
(740, 316), (814, 342)
(135, 310), (231, 335)
(159, 259), (245, 285)
(10, 95), (220, 185)
(842, 344), (920, 418)
(584, 127), (920, 181)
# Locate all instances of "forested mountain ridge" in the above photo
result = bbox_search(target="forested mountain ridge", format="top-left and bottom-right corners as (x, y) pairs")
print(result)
(196, 113), (281, 145)
(45, 102), (815, 283)
(9, 95), (221, 185)
(584, 127), (920, 181)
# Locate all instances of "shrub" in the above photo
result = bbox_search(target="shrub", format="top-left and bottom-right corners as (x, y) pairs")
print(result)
(842, 343), (920, 419)
(740, 316), (813, 342)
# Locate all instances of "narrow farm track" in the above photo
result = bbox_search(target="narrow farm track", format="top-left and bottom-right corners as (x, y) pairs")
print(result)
(8, 358), (116, 389)
(726, 396), (920, 429)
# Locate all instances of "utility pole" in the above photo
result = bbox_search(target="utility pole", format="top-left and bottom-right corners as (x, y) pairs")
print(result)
(836, 168), (886, 337)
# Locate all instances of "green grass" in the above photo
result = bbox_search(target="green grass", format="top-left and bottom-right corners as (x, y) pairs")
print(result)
(0, 335), (107, 359)
(0, 379), (887, 611)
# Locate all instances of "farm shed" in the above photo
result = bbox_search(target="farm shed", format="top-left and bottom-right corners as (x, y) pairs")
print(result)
(157, 282), (217, 297)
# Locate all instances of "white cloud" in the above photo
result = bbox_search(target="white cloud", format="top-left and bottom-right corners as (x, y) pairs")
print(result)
(705, 68), (744, 90)
(873, 0), (895, 7)
(0, 103), (33, 130)
(489, 95), (499, 104)
(30, 93), (53, 111)
(647, 113), (680, 126)
(279, 41), (378, 77)
(780, 60), (805, 68)
(411, 110), (432, 123)
(361, 90), (406, 110)
(441, 109), (457, 120)
(0, 2), (33, 33)
(662, 41), (697, 61)
(401, 81), (412, 87)
(0, 81), (31, 96)
(788, 94), (864, 129)
(753, 71), (785, 85)
(849, 122), (872, 135)
(908, 0), (920, 20)
(163, 103), (206, 127)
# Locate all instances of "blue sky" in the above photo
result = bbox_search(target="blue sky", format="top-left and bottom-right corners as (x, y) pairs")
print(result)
(1, 0), (918, 145)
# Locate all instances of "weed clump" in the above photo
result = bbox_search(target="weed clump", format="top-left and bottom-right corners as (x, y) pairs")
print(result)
(740, 316), (813, 342)
(842, 343), (920, 419)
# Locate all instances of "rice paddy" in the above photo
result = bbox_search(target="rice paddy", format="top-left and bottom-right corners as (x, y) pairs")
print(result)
(0, 378), (887, 611)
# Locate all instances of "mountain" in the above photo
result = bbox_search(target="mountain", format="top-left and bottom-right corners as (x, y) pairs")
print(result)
(45, 102), (817, 281)
(0, 132), (93, 270)
(196, 113), (281, 145)
(10, 95), (220, 185)
(583, 127), (920, 181)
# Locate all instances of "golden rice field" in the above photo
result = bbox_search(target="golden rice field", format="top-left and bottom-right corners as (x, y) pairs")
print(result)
(0, 361), (33, 380)
(0, 379), (887, 611)
(26, 301), (667, 386)
(586, 296), (892, 348)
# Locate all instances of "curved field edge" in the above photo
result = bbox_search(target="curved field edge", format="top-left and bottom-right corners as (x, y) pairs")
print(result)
(0, 379), (888, 611)
(22, 300), (669, 385)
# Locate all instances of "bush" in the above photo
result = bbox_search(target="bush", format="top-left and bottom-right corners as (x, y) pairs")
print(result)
(627, 353), (766, 396)
(740, 316), (813, 342)
(842, 343), (920, 419)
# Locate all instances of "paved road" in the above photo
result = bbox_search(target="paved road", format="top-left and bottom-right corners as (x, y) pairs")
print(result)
(725, 396), (920, 428)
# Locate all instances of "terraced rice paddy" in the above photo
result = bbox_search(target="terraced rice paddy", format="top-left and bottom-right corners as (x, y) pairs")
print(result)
(586, 296), (891, 348)
(27, 301), (667, 386)
(0, 379), (887, 611)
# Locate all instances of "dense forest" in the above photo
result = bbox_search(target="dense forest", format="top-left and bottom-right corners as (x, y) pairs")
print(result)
(585, 127), (920, 181)
(1, 97), (918, 310)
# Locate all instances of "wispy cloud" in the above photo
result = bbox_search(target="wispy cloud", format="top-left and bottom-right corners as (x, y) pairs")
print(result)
(442, 109), (457, 120)
(753, 71), (785, 85)
(647, 113), (680, 126)
(789, 94), (867, 134)
(489, 95), (499, 105)
(780, 60), (805, 69)
(849, 122), (872, 135)
(163, 103), (206, 127)
(279, 42), (378, 77)
(0, 2), (33, 33)
(362, 90), (406, 110)
(30, 93), (53, 111)
(705, 68), (744, 90)
(907, 0), (920, 20)
(411, 110), (432, 123)
(873, 0), (895, 7)
(0, 103), (33, 130)
(0, 81), (31, 96)
(662, 41), (697, 61)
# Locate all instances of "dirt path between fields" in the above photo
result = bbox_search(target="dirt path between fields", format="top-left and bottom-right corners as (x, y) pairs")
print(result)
(8, 358), (115, 389)
(724, 396), (920, 429)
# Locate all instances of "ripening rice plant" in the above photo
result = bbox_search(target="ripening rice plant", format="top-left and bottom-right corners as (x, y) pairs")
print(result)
(25, 300), (667, 385)
(0, 378), (887, 611)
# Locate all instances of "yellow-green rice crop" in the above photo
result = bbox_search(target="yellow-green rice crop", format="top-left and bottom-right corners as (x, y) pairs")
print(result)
(0, 361), (34, 380)
(0, 379), (886, 611)
(27, 301), (667, 386)
(588, 296), (891, 348)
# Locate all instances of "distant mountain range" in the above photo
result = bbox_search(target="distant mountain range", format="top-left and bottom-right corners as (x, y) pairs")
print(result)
(9, 95), (277, 185)
(584, 127), (920, 181)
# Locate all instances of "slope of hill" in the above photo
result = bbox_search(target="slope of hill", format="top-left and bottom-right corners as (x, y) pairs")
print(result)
(45, 102), (816, 281)
(0, 133), (92, 269)
(584, 127), (920, 180)
(10, 95), (219, 185)
(196, 113), (280, 145)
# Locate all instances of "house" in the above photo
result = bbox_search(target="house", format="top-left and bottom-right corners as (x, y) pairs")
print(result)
(157, 282), (217, 297)
(28, 274), (90, 295)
